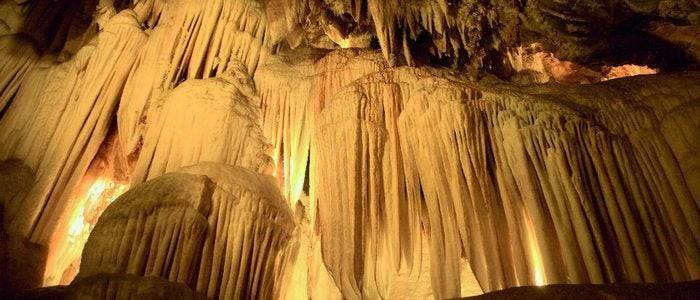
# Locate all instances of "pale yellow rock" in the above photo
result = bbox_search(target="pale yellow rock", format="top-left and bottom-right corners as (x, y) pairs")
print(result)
(79, 162), (298, 299)
(179, 162), (296, 299)
(254, 50), (322, 205)
(0, 34), (39, 112)
(131, 61), (271, 183)
(255, 48), (388, 208)
(118, 0), (274, 156)
(0, 3), (699, 298)
(0, 10), (146, 286)
(255, 49), (700, 298)
(78, 172), (214, 286)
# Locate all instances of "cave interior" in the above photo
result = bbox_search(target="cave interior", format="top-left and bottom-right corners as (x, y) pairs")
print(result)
(0, 0), (699, 299)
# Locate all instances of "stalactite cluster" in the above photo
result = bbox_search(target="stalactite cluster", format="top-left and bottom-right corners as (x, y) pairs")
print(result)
(0, 11), (146, 286)
(0, 0), (699, 299)
(255, 49), (700, 298)
(281, 0), (520, 69)
(130, 61), (271, 183)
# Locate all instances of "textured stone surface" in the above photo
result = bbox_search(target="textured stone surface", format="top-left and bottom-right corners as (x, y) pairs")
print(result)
(78, 162), (297, 299)
(255, 49), (700, 298)
(11, 273), (205, 300)
(0, 10), (146, 286)
(465, 280), (700, 300)
(130, 62), (271, 183)
(0, 1), (698, 299)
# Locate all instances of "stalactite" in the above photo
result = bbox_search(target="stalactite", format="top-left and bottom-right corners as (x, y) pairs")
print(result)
(118, 0), (274, 156)
(131, 61), (271, 183)
(254, 52), (319, 204)
(1, 2), (699, 299)
(255, 49), (387, 208)
(0, 10), (146, 285)
(315, 85), (397, 299)
(0, 34), (39, 112)
(661, 102), (700, 207)
(281, 193), (344, 300)
(307, 53), (484, 298)
(0, 3), (290, 290)
(400, 97), (512, 296)
(253, 49), (700, 297)
(283, 0), (515, 68)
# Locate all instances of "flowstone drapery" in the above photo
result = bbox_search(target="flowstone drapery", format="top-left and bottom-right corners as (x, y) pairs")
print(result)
(1, 1), (699, 299)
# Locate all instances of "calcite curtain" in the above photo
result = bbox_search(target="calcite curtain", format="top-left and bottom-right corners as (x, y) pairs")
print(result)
(0, 0), (699, 299)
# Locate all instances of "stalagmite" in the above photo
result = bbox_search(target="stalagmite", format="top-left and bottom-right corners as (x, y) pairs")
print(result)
(78, 172), (214, 285)
(1, 1), (699, 299)
(79, 162), (297, 299)
(181, 163), (296, 299)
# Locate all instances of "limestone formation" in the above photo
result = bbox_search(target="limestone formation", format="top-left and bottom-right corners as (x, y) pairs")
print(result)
(255, 50), (700, 298)
(0, 34), (39, 112)
(131, 62), (271, 183)
(14, 273), (206, 299)
(70, 273), (206, 300)
(0, 10), (146, 286)
(0, 1), (699, 299)
(117, 0), (276, 157)
(79, 162), (297, 299)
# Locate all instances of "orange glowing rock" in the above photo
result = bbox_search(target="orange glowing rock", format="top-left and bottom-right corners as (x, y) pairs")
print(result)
(603, 64), (658, 80)
(67, 177), (130, 239)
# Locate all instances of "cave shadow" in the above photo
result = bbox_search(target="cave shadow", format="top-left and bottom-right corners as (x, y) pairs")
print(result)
(0, 159), (47, 294)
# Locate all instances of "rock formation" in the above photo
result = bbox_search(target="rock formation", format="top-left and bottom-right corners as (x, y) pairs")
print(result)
(255, 49), (700, 298)
(0, 0), (698, 299)
(130, 62), (271, 183)
(78, 162), (296, 299)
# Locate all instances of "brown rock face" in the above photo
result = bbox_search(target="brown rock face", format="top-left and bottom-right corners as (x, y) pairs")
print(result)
(14, 273), (206, 300)
(0, 1), (698, 299)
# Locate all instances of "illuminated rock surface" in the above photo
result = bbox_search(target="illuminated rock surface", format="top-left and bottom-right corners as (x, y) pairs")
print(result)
(79, 162), (296, 299)
(0, 0), (698, 299)
(130, 61), (271, 183)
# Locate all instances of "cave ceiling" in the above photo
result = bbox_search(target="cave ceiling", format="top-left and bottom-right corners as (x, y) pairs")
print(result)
(1, 0), (697, 76)
(0, 0), (699, 299)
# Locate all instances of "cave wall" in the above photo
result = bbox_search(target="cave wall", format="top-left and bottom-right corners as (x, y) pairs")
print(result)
(0, 0), (698, 299)
(255, 50), (700, 298)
